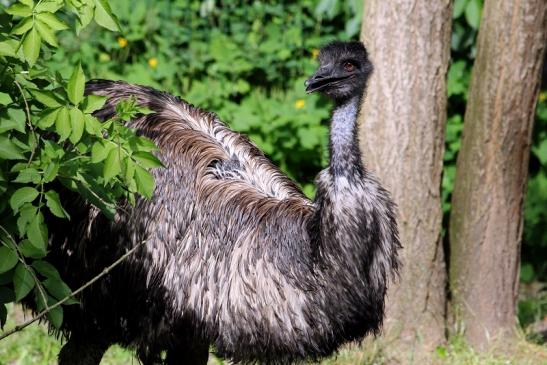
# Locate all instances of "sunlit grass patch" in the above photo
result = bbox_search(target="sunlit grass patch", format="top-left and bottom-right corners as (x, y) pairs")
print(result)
(432, 334), (547, 365)
(1, 305), (546, 365)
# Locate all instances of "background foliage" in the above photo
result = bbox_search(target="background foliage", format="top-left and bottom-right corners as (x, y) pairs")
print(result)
(0, 0), (545, 357)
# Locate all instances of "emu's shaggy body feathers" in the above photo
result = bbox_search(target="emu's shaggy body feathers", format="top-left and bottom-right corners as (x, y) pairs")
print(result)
(48, 78), (400, 364)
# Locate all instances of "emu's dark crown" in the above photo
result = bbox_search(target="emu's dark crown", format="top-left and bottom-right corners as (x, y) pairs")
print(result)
(305, 41), (372, 101)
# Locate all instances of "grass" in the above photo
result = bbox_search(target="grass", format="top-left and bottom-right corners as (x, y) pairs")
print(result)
(1, 306), (546, 365)
(319, 337), (547, 365)
(0, 306), (138, 365)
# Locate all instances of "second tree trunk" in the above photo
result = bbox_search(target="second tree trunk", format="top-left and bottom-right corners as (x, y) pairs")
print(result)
(449, 0), (547, 350)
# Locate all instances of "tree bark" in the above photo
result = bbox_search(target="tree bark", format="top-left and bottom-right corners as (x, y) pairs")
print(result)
(359, 1), (452, 362)
(449, 0), (547, 351)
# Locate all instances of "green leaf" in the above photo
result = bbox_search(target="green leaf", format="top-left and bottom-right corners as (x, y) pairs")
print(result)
(83, 95), (107, 113)
(132, 151), (163, 168)
(465, 0), (482, 29)
(13, 167), (40, 183)
(22, 27), (41, 66)
(47, 302), (63, 328)
(134, 165), (155, 198)
(84, 114), (102, 136)
(76, 2), (95, 32)
(44, 190), (68, 218)
(13, 263), (35, 301)
(135, 136), (158, 152)
(43, 277), (77, 304)
(0, 41), (17, 57)
(35, 293), (64, 328)
(103, 147), (121, 181)
(55, 107), (71, 141)
(42, 162), (59, 183)
(6, 3), (32, 17)
(67, 63), (85, 105)
(17, 203), (37, 235)
(11, 18), (33, 35)
(0, 92), (13, 105)
(32, 260), (60, 279)
(35, 19), (58, 47)
(93, 0), (121, 31)
(30, 89), (62, 108)
(19, 0), (34, 7)
(0, 247), (18, 274)
(37, 108), (60, 129)
(91, 141), (109, 163)
(0, 136), (25, 160)
(10, 187), (39, 212)
(453, 0), (469, 18)
(124, 158), (136, 189)
(19, 239), (46, 258)
(42, 139), (64, 159)
(35, 1), (64, 13)
(36, 12), (68, 31)
(69, 108), (85, 144)
(27, 213), (47, 253)
(0, 112), (24, 135)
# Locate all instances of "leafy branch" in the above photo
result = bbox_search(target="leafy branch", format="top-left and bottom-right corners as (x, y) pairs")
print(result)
(0, 0), (160, 331)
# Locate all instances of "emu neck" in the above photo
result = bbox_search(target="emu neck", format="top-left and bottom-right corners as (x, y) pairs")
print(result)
(329, 96), (363, 178)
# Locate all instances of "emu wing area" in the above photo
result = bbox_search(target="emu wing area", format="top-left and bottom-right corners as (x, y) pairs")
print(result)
(88, 80), (308, 203)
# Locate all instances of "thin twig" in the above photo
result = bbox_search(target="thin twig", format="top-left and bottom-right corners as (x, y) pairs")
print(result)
(13, 81), (31, 127)
(13, 80), (37, 166)
(0, 239), (147, 341)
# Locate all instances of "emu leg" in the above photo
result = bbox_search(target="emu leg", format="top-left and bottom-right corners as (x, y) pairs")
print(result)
(166, 342), (209, 365)
(58, 336), (110, 365)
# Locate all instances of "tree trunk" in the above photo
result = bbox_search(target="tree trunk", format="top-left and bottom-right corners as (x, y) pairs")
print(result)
(449, 0), (547, 351)
(359, 1), (452, 362)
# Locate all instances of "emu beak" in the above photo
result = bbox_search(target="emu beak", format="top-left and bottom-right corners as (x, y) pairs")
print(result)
(305, 68), (349, 94)
(305, 68), (332, 94)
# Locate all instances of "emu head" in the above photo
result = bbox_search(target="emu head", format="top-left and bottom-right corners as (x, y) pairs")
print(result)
(305, 41), (372, 102)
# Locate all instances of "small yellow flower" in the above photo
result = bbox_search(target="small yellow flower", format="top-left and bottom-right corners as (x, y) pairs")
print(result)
(148, 57), (158, 69)
(540, 92), (547, 103)
(295, 99), (305, 109)
(311, 48), (319, 59)
(117, 37), (128, 48)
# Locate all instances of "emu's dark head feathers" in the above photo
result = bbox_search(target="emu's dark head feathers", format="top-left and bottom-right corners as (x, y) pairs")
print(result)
(305, 41), (372, 102)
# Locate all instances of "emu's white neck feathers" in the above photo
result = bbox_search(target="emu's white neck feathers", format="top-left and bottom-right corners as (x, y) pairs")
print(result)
(329, 96), (361, 177)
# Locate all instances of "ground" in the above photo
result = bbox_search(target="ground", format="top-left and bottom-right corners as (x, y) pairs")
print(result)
(0, 306), (545, 365)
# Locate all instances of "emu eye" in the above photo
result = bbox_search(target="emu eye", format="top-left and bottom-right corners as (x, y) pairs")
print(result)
(344, 62), (355, 72)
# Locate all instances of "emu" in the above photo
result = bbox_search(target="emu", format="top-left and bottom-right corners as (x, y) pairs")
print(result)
(48, 41), (400, 365)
